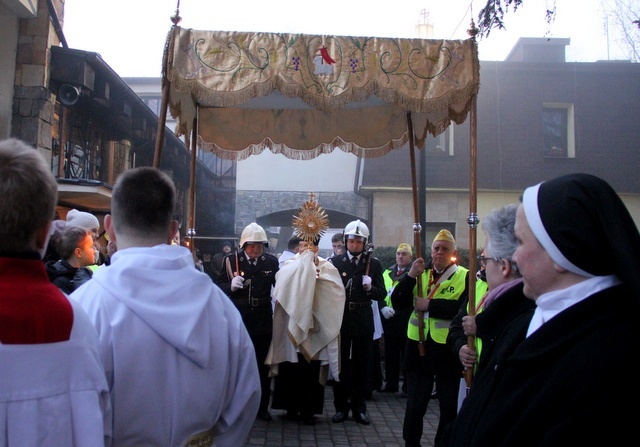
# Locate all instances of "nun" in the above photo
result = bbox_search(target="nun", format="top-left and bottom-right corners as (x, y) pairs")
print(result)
(443, 173), (640, 447)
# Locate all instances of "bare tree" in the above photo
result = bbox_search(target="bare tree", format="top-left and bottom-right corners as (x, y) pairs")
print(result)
(601, 0), (640, 61)
(476, 0), (558, 38)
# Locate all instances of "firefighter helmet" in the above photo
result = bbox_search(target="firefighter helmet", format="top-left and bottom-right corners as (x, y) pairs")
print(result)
(343, 219), (370, 244)
(239, 222), (269, 248)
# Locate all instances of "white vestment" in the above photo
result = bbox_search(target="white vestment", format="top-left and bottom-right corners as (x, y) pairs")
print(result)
(266, 249), (345, 382)
(71, 244), (260, 447)
(0, 300), (111, 447)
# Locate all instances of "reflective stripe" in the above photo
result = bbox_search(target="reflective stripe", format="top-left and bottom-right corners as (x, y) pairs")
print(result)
(407, 267), (468, 344)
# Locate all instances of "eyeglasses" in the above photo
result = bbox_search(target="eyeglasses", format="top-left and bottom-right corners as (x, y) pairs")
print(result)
(477, 255), (500, 268)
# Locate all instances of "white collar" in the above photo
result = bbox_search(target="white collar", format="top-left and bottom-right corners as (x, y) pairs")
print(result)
(526, 274), (621, 337)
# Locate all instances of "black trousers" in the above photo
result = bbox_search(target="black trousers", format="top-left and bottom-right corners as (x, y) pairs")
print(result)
(382, 328), (406, 391)
(333, 333), (372, 415)
(250, 332), (273, 413)
(403, 337), (461, 447)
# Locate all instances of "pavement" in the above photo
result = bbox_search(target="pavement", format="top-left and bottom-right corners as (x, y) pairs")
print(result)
(244, 386), (440, 447)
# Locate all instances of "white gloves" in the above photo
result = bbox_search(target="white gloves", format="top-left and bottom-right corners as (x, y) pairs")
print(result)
(230, 275), (245, 291)
(362, 275), (372, 291)
(381, 306), (396, 319)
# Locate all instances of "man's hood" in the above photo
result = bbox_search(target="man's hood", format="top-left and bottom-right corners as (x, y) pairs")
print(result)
(89, 244), (215, 367)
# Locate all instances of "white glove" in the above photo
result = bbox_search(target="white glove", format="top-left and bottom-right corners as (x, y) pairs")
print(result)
(381, 306), (396, 319)
(362, 275), (372, 291)
(230, 275), (245, 292)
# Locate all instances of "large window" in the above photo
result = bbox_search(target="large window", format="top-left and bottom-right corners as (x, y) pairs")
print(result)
(543, 103), (575, 158)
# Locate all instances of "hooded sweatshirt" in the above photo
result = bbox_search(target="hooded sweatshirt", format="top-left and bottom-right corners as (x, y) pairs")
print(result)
(70, 244), (260, 447)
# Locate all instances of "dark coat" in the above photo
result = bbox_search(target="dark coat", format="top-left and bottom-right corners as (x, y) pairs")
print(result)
(381, 264), (413, 335)
(330, 253), (386, 337)
(472, 281), (535, 377)
(45, 259), (93, 295)
(447, 280), (535, 377)
(444, 284), (639, 447)
(216, 250), (278, 335)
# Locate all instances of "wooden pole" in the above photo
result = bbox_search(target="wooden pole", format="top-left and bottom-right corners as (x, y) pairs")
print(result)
(153, 79), (170, 168)
(188, 113), (197, 256)
(464, 95), (479, 392)
(407, 111), (426, 356)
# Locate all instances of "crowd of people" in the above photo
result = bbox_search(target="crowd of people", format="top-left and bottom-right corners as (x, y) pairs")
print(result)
(2, 135), (639, 447)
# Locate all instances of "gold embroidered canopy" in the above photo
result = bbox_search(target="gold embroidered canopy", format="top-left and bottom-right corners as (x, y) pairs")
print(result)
(155, 25), (482, 362)
(162, 27), (480, 160)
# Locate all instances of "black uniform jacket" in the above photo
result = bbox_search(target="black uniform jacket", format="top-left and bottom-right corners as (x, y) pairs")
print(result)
(330, 252), (386, 337)
(217, 250), (279, 335)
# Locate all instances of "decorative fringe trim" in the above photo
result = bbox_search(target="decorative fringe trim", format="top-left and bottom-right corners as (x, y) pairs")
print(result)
(197, 134), (409, 161)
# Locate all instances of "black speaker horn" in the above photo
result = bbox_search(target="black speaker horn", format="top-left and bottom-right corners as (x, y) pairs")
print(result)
(58, 84), (81, 106)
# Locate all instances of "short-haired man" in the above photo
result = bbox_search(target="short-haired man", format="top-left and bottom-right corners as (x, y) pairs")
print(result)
(72, 167), (260, 446)
(0, 138), (110, 445)
(278, 235), (302, 267)
(328, 231), (345, 260)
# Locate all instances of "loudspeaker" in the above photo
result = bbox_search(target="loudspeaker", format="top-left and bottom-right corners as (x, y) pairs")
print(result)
(58, 84), (81, 106)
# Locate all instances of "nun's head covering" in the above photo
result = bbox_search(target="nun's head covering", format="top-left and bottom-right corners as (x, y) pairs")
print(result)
(522, 173), (640, 291)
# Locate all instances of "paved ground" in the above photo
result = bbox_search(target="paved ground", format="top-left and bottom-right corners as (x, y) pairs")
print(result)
(245, 387), (439, 447)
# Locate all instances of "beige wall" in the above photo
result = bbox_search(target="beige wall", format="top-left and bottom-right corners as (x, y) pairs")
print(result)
(372, 189), (640, 251)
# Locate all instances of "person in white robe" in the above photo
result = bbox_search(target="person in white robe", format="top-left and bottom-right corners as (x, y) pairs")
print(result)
(71, 167), (260, 447)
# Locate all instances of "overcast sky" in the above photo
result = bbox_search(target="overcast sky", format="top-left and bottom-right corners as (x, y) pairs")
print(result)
(62, 0), (621, 77)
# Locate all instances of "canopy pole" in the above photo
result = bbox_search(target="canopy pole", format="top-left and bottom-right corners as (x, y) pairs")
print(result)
(187, 111), (198, 256)
(153, 8), (181, 168)
(463, 18), (481, 394)
(463, 93), (480, 393)
(153, 79), (170, 168)
(407, 111), (426, 356)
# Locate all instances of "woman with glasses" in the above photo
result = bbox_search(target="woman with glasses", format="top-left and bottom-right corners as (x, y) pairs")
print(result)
(446, 203), (535, 412)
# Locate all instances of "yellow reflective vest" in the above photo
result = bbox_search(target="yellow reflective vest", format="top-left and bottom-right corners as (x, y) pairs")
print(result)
(383, 268), (405, 307)
(407, 266), (469, 344)
(467, 279), (489, 368)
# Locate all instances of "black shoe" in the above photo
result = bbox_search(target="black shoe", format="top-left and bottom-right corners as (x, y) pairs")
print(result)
(332, 411), (347, 423)
(257, 410), (272, 421)
(353, 412), (371, 425)
(400, 391), (408, 398)
(380, 386), (399, 393)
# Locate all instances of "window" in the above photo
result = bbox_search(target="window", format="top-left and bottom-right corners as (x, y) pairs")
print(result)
(140, 96), (162, 116)
(543, 103), (575, 158)
(426, 125), (455, 156)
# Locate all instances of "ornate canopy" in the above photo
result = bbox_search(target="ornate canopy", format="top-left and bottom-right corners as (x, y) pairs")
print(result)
(162, 27), (480, 160)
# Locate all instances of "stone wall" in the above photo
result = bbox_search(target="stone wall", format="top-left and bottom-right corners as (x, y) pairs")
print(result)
(11, 0), (61, 160)
(236, 190), (369, 234)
